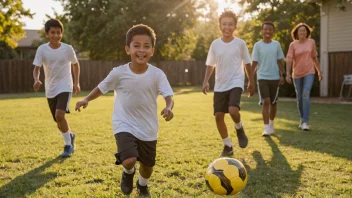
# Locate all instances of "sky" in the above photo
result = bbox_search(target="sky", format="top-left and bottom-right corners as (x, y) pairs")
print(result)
(22, 0), (64, 30)
(21, 0), (243, 30)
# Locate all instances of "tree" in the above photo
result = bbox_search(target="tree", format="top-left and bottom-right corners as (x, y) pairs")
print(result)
(57, 0), (203, 61)
(0, 0), (33, 48)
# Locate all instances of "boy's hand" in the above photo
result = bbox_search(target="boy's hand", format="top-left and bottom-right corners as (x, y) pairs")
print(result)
(73, 83), (81, 95)
(202, 82), (209, 95)
(33, 80), (42, 92)
(75, 99), (88, 112)
(286, 74), (292, 84)
(247, 81), (254, 97)
(161, 108), (173, 121)
(280, 76), (285, 85)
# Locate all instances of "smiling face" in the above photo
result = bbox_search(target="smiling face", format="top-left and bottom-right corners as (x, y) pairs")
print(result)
(219, 16), (236, 38)
(125, 34), (155, 66)
(46, 27), (62, 46)
(297, 26), (308, 40)
(262, 24), (274, 40)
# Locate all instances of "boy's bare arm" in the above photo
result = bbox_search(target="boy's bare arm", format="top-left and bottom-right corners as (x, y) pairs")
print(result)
(33, 66), (42, 91)
(277, 59), (285, 84)
(75, 87), (103, 112)
(244, 63), (254, 97)
(161, 96), (174, 121)
(72, 63), (81, 94)
(252, 61), (258, 73)
(202, 66), (215, 95)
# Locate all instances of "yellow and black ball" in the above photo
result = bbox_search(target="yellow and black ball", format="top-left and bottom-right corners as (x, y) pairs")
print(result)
(205, 157), (248, 195)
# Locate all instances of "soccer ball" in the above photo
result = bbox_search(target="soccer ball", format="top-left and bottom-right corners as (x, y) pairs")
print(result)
(205, 157), (248, 195)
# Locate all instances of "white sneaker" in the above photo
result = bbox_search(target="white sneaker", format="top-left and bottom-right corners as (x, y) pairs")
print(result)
(298, 123), (302, 129)
(301, 123), (309, 131)
(269, 123), (275, 133)
(262, 129), (274, 136)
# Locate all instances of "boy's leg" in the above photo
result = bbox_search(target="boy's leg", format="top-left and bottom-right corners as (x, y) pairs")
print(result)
(258, 80), (271, 125)
(214, 91), (233, 156)
(228, 88), (248, 148)
(48, 92), (75, 157)
(114, 133), (138, 195)
(268, 80), (280, 134)
(136, 139), (157, 197)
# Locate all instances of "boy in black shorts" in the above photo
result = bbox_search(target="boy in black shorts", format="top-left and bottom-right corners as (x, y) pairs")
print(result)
(32, 19), (80, 158)
(75, 24), (174, 197)
(252, 21), (285, 136)
(202, 11), (254, 157)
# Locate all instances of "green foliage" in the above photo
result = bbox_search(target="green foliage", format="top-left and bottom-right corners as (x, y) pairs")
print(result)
(57, 0), (203, 61)
(0, 0), (33, 48)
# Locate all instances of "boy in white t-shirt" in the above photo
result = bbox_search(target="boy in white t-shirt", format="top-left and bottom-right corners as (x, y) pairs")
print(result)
(32, 19), (80, 158)
(202, 10), (254, 157)
(75, 24), (174, 197)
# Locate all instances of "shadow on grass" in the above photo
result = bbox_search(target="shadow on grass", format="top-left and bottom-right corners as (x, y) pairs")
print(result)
(243, 137), (303, 197)
(0, 156), (66, 197)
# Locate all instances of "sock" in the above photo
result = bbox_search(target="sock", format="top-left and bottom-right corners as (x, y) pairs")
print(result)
(269, 120), (274, 126)
(264, 124), (270, 131)
(235, 121), (242, 129)
(61, 131), (71, 146)
(222, 137), (232, 147)
(123, 167), (135, 174)
(138, 173), (149, 186)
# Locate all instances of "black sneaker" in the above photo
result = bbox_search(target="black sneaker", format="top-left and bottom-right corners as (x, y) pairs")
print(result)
(120, 169), (135, 195)
(136, 179), (151, 197)
(60, 145), (73, 158)
(236, 127), (248, 148)
(220, 145), (234, 157)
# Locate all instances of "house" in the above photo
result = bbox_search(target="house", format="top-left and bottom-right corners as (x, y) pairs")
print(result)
(16, 29), (41, 60)
(316, 0), (352, 97)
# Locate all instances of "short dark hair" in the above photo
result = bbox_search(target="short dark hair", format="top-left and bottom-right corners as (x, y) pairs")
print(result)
(262, 21), (275, 30)
(219, 10), (237, 25)
(291, 23), (312, 40)
(45, 19), (64, 33)
(126, 24), (156, 47)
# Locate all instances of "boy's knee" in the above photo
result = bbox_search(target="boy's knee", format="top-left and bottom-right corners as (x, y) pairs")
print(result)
(263, 98), (270, 106)
(122, 157), (137, 168)
(228, 106), (239, 116)
(54, 113), (65, 122)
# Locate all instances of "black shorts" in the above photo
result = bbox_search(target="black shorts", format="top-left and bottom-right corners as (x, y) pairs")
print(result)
(213, 87), (243, 115)
(114, 132), (157, 167)
(47, 92), (71, 122)
(257, 80), (280, 105)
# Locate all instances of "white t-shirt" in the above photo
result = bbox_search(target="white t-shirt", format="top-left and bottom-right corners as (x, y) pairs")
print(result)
(98, 63), (174, 141)
(206, 38), (251, 92)
(33, 42), (78, 98)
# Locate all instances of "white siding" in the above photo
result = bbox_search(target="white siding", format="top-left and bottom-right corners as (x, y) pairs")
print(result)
(326, 0), (352, 52)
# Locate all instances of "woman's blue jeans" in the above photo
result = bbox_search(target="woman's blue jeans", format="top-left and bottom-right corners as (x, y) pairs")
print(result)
(293, 74), (315, 123)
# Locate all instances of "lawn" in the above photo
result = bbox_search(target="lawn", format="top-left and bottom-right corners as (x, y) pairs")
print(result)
(0, 88), (351, 197)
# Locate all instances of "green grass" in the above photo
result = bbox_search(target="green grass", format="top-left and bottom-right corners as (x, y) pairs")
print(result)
(0, 88), (351, 197)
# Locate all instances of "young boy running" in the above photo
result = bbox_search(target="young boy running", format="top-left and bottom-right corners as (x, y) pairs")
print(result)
(75, 24), (174, 197)
(252, 21), (285, 136)
(202, 10), (254, 157)
(33, 19), (80, 158)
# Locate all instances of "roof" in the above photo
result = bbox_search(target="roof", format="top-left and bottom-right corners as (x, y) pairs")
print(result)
(17, 29), (41, 47)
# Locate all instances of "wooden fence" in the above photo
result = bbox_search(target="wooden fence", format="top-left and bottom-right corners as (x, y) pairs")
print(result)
(0, 60), (214, 93)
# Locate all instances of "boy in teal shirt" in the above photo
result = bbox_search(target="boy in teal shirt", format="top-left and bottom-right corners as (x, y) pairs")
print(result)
(252, 21), (285, 136)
